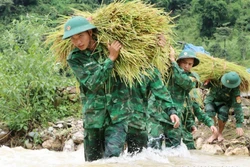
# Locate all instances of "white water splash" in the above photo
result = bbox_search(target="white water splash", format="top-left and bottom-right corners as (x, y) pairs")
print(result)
(1, 144), (249, 167)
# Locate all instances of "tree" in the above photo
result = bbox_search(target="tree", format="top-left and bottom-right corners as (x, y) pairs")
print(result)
(213, 26), (232, 59)
(192, 0), (228, 37)
(237, 32), (249, 61)
(0, 0), (14, 13)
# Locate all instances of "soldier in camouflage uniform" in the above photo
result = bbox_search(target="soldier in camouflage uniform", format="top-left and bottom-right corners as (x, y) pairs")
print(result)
(164, 48), (200, 148)
(204, 71), (244, 142)
(127, 67), (180, 154)
(62, 16), (131, 161)
(182, 88), (218, 149)
(147, 93), (179, 149)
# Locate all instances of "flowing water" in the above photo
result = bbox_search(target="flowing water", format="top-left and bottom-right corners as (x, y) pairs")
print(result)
(0, 144), (249, 167)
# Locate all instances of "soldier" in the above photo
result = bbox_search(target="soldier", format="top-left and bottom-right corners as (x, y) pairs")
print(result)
(62, 16), (131, 161)
(204, 71), (244, 142)
(182, 88), (218, 149)
(127, 67), (180, 154)
(164, 48), (200, 148)
(147, 93), (179, 150)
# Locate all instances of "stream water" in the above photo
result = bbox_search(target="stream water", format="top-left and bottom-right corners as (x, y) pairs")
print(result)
(1, 143), (249, 167)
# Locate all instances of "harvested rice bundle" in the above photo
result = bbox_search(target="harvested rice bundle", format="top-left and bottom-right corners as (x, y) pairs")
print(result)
(192, 53), (250, 92)
(45, 0), (176, 86)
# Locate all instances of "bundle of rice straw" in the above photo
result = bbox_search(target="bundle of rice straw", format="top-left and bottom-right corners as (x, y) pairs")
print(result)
(192, 53), (250, 92)
(45, 0), (176, 86)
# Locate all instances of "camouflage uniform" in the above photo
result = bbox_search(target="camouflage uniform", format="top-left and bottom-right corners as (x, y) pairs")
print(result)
(204, 84), (244, 128)
(165, 61), (198, 148)
(147, 93), (176, 149)
(127, 68), (176, 153)
(67, 45), (131, 161)
(183, 89), (214, 149)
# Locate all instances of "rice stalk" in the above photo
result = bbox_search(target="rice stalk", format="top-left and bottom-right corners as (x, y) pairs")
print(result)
(44, 0), (176, 86)
(192, 53), (250, 92)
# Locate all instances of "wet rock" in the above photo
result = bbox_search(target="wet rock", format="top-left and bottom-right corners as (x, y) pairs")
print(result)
(68, 94), (78, 102)
(72, 131), (83, 144)
(201, 144), (224, 155)
(225, 146), (249, 156)
(63, 139), (75, 152)
(195, 137), (204, 150)
(242, 107), (250, 119)
(48, 127), (54, 133)
(42, 138), (53, 149)
(51, 138), (62, 151)
(0, 129), (10, 144)
(56, 123), (64, 129)
(24, 139), (33, 149)
(241, 98), (250, 106)
(76, 143), (83, 151)
(67, 86), (77, 94)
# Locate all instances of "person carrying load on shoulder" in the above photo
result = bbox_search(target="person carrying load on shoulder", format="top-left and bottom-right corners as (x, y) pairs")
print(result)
(62, 16), (131, 161)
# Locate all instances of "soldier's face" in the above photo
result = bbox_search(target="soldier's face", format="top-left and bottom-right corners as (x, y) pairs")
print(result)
(70, 31), (92, 50)
(178, 58), (194, 72)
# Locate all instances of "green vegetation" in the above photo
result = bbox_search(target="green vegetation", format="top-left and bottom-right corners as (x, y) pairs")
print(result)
(0, 0), (249, 135)
(0, 15), (80, 133)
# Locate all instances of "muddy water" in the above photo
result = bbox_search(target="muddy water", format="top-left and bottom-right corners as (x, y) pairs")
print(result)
(0, 144), (249, 167)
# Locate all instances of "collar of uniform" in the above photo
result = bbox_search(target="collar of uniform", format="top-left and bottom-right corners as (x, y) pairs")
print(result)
(68, 44), (103, 60)
(82, 44), (103, 56)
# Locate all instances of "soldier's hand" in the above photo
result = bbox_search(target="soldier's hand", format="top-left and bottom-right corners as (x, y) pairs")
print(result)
(210, 126), (218, 134)
(191, 126), (197, 134)
(169, 45), (176, 62)
(204, 79), (211, 86)
(108, 40), (122, 61)
(170, 114), (180, 128)
(157, 34), (166, 48)
(236, 127), (244, 136)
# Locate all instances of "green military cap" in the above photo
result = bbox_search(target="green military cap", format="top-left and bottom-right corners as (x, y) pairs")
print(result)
(176, 50), (200, 67)
(62, 16), (96, 40)
(221, 71), (241, 88)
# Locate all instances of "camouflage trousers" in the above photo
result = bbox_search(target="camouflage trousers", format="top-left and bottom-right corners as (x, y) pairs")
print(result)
(84, 120), (128, 161)
(205, 103), (230, 122)
(182, 129), (196, 149)
(165, 127), (196, 149)
(165, 126), (182, 148)
(126, 126), (148, 154)
(147, 122), (164, 149)
(148, 121), (175, 149)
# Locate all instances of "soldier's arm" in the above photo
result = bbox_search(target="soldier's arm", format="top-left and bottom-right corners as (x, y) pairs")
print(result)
(67, 52), (114, 92)
(231, 88), (244, 128)
(185, 108), (196, 132)
(149, 68), (177, 116)
(193, 101), (214, 127)
(171, 62), (197, 91)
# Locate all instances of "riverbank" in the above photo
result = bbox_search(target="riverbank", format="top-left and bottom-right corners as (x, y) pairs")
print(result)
(1, 114), (250, 156)
(1, 97), (250, 156)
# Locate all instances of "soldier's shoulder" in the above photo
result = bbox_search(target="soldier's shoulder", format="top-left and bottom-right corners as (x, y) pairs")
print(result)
(67, 48), (81, 60)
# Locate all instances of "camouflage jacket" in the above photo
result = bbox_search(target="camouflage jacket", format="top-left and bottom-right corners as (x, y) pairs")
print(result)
(67, 45), (131, 128)
(166, 62), (198, 126)
(129, 68), (176, 130)
(204, 84), (243, 127)
(183, 96), (214, 131)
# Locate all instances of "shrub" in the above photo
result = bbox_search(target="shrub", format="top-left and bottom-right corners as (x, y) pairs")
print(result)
(0, 14), (80, 132)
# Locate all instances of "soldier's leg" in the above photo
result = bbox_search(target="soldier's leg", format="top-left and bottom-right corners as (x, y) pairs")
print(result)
(164, 126), (182, 148)
(204, 103), (216, 118)
(217, 105), (229, 141)
(104, 120), (128, 158)
(147, 122), (164, 149)
(205, 103), (219, 143)
(84, 128), (104, 161)
(127, 126), (148, 154)
(182, 129), (196, 149)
